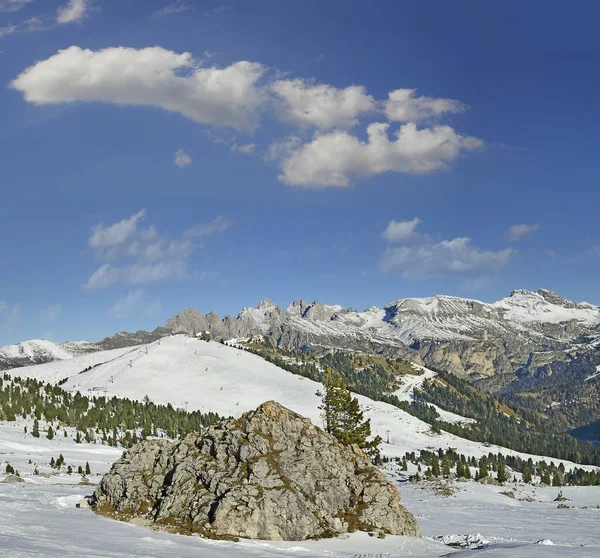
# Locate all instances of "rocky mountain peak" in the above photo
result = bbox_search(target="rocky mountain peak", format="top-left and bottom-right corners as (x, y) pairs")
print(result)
(92, 401), (419, 540)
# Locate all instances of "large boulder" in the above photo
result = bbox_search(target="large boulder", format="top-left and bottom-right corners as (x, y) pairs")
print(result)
(92, 401), (419, 540)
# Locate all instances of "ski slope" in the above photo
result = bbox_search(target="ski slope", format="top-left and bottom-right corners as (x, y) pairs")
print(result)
(391, 364), (476, 425)
(12, 335), (595, 472)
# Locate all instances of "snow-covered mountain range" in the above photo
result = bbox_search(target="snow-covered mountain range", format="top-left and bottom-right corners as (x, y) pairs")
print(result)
(3, 289), (599, 392)
(166, 289), (600, 389)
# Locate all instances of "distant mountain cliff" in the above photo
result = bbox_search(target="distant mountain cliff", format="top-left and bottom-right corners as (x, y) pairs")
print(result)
(3, 289), (599, 393)
(165, 289), (600, 391)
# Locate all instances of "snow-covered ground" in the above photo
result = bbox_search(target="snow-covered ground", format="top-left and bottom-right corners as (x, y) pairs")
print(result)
(1, 420), (600, 557)
(12, 335), (595, 472)
(391, 364), (476, 425)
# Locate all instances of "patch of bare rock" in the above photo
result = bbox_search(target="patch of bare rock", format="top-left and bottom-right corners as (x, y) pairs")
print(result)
(91, 401), (419, 540)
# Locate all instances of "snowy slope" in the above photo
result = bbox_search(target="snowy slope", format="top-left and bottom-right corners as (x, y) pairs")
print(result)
(13, 346), (141, 383)
(13, 335), (595, 472)
(0, 339), (75, 362)
(2, 418), (599, 557)
(392, 364), (476, 425)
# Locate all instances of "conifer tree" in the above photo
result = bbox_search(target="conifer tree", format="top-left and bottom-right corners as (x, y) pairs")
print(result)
(441, 454), (451, 477)
(497, 462), (508, 484)
(431, 456), (441, 477)
(85, 461), (91, 475)
(523, 467), (532, 483)
(32, 419), (40, 438)
(47, 425), (54, 440)
(479, 462), (488, 479)
(316, 369), (381, 459)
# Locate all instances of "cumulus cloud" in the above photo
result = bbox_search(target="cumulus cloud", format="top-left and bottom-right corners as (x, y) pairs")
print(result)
(507, 223), (541, 241)
(381, 217), (422, 243)
(11, 45), (484, 188)
(11, 46), (267, 132)
(278, 122), (483, 187)
(385, 89), (467, 123)
(40, 304), (62, 323)
(56, 0), (90, 24)
(85, 210), (230, 290)
(271, 79), (375, 130)
(174, 149), (192, 167)
(379, 219), (513, 280)
(107, 290), (162, 319)
(0, 0), (33, 12)
(380, 237), (514, 280)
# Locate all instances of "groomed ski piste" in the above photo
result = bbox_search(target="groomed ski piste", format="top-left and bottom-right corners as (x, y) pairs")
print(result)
(2, 334), (600, 557)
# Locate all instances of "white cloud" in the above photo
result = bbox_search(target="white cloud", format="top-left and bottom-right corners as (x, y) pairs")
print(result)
(0, 0), (33, 12)
(0, 24), (17, 37)
(379, 219), (513, 280)
(107, 290), (162, 319)
(174, 149), (192, 167)
(544, 249), (557, 257)
(385, 89), (467, 123)
(380, 237), (514, 280)
(56, 0), (90, 24)
(381, 217), (422, 243)
(230, 142), (256, 155)
(153, 2), (190, 17)
(271, 79), (375, 129)
(507, 223), (541, 241)
(89, 209), (147, 260)
(40, 303), (61, 323)
(183, 215), (232, 238)
(278, 122), (483, 188)
(11, 46), (267, 132)
(85, 210), (230, 290)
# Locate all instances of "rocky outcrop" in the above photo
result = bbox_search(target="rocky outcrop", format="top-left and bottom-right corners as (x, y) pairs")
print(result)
(92, 401), (419, 541)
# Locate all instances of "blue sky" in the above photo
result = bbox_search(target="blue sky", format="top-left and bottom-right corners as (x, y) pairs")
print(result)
(1, 0), (600, 345)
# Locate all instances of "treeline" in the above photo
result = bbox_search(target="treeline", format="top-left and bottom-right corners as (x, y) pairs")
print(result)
(0, 373), (222, 447)
(394, 447), (600, 487)
(241, 341), (600, 466)
(414, 367), (600, 466)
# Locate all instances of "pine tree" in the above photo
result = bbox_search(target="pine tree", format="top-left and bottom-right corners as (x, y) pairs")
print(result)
(541, 471), (552, 485)
(523, 467), (532, 484)
(316, 369), (381, 459)
(32, 419), (40, 438)
(497, 463), (508, 484)
(479, 462), (488, 479)
(85, 461), (91, 475)
(431, 456), (441, 477)
(441, 454), (451, 477)
(552, 471), (563, 487)
(47, 426), (54, 440)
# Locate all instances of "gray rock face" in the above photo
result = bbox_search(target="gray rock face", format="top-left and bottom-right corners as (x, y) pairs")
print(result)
(92, 401), (419, 541)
